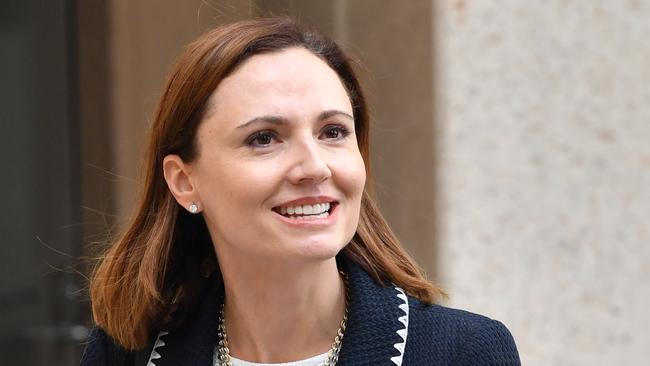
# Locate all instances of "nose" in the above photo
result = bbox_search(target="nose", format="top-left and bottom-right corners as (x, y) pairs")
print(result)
(287, 139), (332, 185)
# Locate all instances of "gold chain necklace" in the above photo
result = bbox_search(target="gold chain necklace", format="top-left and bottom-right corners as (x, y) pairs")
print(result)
(216, 271), (349, 366)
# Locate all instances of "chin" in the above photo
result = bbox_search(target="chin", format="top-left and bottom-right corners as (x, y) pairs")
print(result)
(290, 239), (346, 262)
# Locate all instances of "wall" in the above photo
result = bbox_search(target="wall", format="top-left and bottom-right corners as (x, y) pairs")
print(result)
(434, 1), (650, 364)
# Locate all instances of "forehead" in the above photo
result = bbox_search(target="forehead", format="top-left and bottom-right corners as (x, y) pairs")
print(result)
(204, 47), (352, 119)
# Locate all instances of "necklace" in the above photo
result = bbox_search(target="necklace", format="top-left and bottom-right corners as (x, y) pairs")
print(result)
(216, 271), (349, 366)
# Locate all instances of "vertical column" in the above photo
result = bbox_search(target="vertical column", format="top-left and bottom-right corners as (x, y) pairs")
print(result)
(434, 1), (650, 364)
(345, 1), (438, 276)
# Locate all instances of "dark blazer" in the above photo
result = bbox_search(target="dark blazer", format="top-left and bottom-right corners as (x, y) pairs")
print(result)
(81, 259), (521, 365)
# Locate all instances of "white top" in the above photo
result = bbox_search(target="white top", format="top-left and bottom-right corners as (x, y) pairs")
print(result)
(213, 348), (329, 366)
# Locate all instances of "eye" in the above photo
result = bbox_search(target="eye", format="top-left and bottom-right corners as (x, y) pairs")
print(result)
(246, 130), (278, 148)
(321, 125), (351, 140)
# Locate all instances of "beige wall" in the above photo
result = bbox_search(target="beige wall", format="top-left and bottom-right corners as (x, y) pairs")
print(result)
(434, 1), (650, 364)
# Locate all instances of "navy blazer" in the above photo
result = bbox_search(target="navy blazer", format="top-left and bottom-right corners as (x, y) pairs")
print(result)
(81, 259), (521, 365)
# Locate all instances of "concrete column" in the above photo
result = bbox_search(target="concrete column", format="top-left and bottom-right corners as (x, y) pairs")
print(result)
(434, 1), (650, 364)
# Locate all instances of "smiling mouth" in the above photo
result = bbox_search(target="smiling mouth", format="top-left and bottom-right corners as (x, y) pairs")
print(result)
(272, 202), (338, 220)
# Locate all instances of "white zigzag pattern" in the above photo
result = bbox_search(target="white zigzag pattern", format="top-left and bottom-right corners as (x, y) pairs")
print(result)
(147, 330), (169, 366)
(390, 286), (409, 366)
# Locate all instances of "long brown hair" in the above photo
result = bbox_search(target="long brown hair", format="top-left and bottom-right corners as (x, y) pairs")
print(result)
(90, 16), (446, 351)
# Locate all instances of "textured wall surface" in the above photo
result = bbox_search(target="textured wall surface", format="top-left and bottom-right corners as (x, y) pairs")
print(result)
(434, 1), (650, 364)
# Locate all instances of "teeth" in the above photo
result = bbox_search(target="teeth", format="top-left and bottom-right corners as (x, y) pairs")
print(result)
(277, 202), (331, 216)
(285, 212), (329, 220)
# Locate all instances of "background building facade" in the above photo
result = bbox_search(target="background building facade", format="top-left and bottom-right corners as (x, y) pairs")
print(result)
(1, 1), (648, 364)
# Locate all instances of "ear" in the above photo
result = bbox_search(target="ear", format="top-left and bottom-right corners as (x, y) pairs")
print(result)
(163, 154), (200, 213)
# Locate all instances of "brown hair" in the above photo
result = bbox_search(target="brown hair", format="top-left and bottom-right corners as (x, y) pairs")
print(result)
(90, 16), (446, 351)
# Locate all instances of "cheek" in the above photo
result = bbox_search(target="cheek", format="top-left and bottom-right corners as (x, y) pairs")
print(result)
(198, 160), (267, 205)
(196, 156), (287, 222)
(336, 152), (366, 199)
(196, 161), (272, 243)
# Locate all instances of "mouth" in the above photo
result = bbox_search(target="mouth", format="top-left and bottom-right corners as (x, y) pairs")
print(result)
(272, 201), (339, 220)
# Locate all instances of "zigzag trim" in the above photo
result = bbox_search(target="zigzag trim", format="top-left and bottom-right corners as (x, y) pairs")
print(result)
(147, 330), (169, 366)
(390, 286), (409, 366)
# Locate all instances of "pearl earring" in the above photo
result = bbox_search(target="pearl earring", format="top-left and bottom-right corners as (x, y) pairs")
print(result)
(189, 203), (199, 214)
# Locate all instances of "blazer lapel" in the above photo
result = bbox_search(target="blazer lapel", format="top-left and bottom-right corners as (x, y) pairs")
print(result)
(337, 260), (410, 365)
(151, 280), (221, 366)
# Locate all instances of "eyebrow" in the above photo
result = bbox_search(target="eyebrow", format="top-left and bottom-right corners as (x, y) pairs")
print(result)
(235, 110), (354, 129)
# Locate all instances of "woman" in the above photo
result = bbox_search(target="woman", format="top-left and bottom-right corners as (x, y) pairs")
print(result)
(81, 17), (520, 366)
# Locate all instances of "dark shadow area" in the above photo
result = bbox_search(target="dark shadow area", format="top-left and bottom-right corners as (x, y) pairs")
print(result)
(0, 0), (95, 364)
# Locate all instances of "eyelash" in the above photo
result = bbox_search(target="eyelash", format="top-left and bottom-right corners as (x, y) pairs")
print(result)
(245, 124), (351, 148)
(322, 125), (351, 140)
(246, 130), (277, 148)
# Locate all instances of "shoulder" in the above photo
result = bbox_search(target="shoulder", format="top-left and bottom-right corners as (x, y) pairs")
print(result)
(405, 297), (521, 365)
(80, 327), (137, 366)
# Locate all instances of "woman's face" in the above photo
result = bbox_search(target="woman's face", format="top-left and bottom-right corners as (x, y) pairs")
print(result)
(190, 47), (366, 263)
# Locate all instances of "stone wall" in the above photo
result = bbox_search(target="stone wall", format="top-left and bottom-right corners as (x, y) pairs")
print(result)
(433, 1), (650, 364)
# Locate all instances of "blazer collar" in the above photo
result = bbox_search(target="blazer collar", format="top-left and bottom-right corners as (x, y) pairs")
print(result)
(149, 257), (409, 366)
(147, 280), (219, 366)
(337, 260), (409, 365)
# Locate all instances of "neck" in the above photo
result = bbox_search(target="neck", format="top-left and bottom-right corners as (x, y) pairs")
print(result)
(218, 254), (346, 363)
